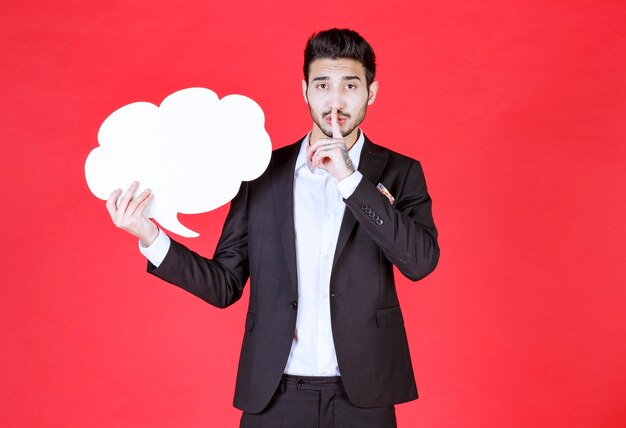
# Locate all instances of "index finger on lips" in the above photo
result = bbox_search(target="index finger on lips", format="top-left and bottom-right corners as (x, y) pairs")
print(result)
(331, 108), (342, 139)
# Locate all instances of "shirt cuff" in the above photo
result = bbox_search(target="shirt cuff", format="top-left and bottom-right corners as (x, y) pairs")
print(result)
(336, 171), (363, 199)
(138, 229), (171, 268)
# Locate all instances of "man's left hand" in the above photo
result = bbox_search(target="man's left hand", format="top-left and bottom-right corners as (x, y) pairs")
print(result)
(307, 109), (355, 181)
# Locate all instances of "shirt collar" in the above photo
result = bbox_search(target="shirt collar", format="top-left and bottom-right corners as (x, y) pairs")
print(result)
(294, 129), (365, 174)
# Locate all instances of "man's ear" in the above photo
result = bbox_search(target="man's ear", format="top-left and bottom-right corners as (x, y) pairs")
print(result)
(301, 80), (309, 104)
(367, 80), (379, 105)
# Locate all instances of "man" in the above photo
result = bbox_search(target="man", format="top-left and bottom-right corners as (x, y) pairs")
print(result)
(106, 28), (439, 428)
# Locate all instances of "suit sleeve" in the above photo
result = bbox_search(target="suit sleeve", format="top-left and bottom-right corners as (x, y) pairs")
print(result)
(344, 161), (440, 281)
(146, 182), (250, 308)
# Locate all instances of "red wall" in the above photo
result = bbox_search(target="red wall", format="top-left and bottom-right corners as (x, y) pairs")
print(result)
(2, 1), (625, 426)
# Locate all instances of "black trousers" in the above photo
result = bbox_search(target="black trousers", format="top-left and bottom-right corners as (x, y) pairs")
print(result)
(240, 375), (397, 428)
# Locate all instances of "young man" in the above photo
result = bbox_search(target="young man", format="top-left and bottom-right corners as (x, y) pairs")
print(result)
(107, 28), (439, 428)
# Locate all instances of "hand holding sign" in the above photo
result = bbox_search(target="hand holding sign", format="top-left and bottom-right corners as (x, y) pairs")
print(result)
(105, 182), (158, 246)
(85, 88), (272, 238)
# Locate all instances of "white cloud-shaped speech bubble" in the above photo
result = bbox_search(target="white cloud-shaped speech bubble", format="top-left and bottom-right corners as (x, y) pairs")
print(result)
(85, 87), (272, 237)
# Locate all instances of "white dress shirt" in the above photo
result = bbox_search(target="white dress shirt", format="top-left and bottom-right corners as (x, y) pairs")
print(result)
(140, 131), (364, 377)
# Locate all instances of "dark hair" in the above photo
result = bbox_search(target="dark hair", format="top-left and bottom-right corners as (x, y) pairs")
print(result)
(303, 28), (377, 88)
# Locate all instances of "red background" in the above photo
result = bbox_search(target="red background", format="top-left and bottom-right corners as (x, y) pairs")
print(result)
(2, 1), (625, 426)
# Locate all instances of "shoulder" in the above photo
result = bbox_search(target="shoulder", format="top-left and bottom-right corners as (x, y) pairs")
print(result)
(363, 135), (422, 169)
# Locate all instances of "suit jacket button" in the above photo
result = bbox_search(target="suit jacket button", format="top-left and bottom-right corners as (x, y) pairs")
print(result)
(376, 218), (384, 225)
(290, 301), (298, 310)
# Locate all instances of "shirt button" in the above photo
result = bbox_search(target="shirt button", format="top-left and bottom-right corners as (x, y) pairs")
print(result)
(290, 300), (298, 310)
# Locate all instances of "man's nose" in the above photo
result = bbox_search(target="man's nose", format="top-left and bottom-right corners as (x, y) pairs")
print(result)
(328, 89), (343, 110)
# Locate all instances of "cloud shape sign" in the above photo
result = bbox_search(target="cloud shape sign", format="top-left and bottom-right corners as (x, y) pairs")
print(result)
(85, 87), (272, 238)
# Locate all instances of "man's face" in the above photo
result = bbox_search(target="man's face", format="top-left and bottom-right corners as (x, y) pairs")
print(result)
(302, 58), (378, 140)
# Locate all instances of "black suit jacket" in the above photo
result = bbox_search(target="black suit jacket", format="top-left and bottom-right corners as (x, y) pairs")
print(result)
(149, 135), (440, 413)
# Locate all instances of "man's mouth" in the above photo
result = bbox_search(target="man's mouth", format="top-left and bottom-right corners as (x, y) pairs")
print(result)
(325, 114), (349, 124)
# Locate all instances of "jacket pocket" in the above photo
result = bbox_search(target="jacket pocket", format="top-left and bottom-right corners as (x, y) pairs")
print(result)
(245, 311), (256, 332)
(375, 305), (404, 328)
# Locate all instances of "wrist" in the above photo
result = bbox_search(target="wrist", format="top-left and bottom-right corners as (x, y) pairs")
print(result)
(335, 168), (355, 182)
(139, 227), (159, 247)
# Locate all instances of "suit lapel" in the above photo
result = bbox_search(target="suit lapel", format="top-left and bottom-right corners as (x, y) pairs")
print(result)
(332, 136), (389, 270)
(270, 141), (302, 296)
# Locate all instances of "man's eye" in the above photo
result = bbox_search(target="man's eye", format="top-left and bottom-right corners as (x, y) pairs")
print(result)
(346, 84), (356, 89)
(317, 84), (327, 89)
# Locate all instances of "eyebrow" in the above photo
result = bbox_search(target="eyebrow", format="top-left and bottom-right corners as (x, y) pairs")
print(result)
(311, 75), (362, 82)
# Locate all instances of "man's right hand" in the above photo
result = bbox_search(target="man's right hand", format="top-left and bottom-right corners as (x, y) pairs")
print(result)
(106, 181), (159, 247)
